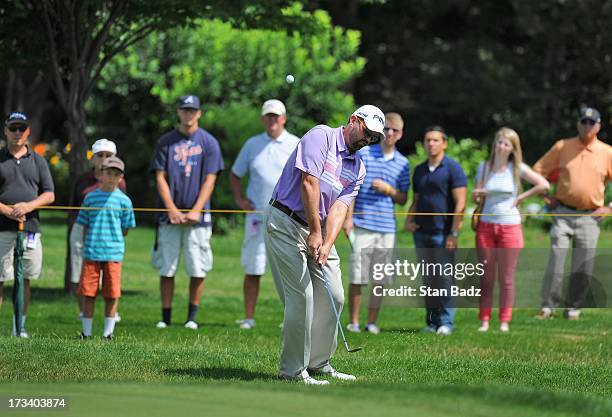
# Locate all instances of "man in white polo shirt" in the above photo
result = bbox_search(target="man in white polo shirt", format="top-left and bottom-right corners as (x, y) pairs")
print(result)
(231, 100), (300, 329)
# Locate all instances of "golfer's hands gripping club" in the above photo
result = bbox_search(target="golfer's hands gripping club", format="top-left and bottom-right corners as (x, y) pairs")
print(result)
(307, 231), (331, 265)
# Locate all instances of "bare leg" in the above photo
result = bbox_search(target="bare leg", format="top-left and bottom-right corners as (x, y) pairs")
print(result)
(189, 277), (205, 305)
(243, 274), (261, 319)
(160, 276), (175, 308)
(367, 284), (383, 324)
(104, 298), (119, 317)
(82, 296), (96, 318)
(348, 284), (363, 324)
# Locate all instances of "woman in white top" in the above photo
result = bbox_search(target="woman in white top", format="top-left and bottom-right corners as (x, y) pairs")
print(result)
(472, 127), (549, 332)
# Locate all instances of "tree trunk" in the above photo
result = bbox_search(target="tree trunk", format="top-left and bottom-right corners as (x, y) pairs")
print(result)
(63, 106), (89, 293)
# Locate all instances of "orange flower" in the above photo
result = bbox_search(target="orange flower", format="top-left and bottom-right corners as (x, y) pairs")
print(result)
(50, 155), (60, 166)
(64, 143), (72, 153)
(33, 143), (48, 156)
(87, 150), (93, 160)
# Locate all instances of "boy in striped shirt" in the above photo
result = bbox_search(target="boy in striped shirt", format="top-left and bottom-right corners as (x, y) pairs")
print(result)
(76, 156), (136, 340)
(344, 112), (410, 334)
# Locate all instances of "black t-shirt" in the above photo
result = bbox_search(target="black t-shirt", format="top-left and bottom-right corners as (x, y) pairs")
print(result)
(0, 147), (54, 233)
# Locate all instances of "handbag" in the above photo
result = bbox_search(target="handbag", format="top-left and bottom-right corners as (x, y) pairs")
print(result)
(471, 163), (488, 231)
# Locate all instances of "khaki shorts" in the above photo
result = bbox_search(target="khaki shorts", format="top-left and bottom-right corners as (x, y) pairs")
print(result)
(0, 231), (43, 282)
(152, 224), (213, 278)
(79, 260), (122, 298)
(349, 226), (395, 285)
(69, 223), (85, 284)
(241, 215), (266, 276)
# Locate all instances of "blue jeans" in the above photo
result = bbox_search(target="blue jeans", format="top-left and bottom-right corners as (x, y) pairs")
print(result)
(413, 231), (456, 329)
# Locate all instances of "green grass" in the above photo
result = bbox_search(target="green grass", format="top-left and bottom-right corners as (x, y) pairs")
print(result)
(0, 212), (610, 417)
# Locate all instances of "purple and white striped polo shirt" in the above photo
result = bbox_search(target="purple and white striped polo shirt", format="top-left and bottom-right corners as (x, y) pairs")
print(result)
(271, 125), (366, 222)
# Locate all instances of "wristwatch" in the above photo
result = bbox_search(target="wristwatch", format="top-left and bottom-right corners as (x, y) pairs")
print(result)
(450, 231), (459, 238)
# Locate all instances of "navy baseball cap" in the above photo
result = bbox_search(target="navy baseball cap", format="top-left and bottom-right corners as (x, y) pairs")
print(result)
(579, 107), (601, 123)
(178, 95), (201, 110)
(5, 111), (29, 127)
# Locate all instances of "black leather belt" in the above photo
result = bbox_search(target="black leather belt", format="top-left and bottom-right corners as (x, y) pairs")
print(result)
(269, 199), (308, 227)
(560, 201), (578, 210)
(560, 202), (592, 212)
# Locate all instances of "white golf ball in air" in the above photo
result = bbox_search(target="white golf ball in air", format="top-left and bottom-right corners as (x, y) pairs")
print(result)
(286, 74), (295, 84)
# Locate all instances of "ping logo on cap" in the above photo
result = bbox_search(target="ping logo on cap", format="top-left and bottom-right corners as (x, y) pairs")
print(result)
(184, 96), (195, 104)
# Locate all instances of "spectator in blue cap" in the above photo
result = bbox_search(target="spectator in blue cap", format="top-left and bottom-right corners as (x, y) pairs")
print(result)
(150, 95), (224, 330)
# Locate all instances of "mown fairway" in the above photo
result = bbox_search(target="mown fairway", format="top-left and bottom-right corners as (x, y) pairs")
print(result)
(0, 213), (610, 417)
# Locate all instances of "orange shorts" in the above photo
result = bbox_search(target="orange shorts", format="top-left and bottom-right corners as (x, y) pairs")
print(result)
(78, 260), (122, 298)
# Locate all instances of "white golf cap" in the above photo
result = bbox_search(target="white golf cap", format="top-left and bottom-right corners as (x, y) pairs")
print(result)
(91, 138), (117, 155)
(261, 99), (286, 116)
(352, 105), (386, 141)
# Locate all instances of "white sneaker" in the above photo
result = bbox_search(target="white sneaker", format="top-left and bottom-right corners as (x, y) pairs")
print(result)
(478, 320), (489, 332)
(310, 367), (357, 381)
(236, 319), (256, 329)
(114, 312), (121, 323)
(156, 321), (168, 329)
(500, 322), (510, 332)
(184, 320), (198, 330)
(279, 371), (330, 386)
(365, 323), (380, 335)
(436, 325), (453, 336)
(346, 323), (361, 333)
(12, 330), (29, 338)
(303, 376), (330, 385)
(565, 308), (581, 320)
(536, 308), (553, 320)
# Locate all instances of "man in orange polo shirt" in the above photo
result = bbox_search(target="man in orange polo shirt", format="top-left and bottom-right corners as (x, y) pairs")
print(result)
(534, 107), (612, 320)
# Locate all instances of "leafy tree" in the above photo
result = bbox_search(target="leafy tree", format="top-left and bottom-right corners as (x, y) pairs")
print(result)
(96, 11), (365, 212)
(8, 0), (309, 190)
(4, 0), (315, 291)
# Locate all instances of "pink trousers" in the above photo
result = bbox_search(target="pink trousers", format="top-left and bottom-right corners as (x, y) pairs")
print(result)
(476, 222), (523, 323)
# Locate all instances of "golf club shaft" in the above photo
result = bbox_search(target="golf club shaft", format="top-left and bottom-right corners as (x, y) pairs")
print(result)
(319, 264), (351, 352)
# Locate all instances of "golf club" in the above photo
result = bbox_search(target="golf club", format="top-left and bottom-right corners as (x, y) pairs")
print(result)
(319, 264), (362, 353)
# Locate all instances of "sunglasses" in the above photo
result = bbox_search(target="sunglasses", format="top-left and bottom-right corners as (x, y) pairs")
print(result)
(7, 125), (27, 133)
(357, 118), (381, 145)
(579, 118), (597, 126)
(385, 126), (401, 134)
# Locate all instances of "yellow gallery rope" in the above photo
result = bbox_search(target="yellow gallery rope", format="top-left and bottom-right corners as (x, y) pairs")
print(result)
(14, 205), (612, 217)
